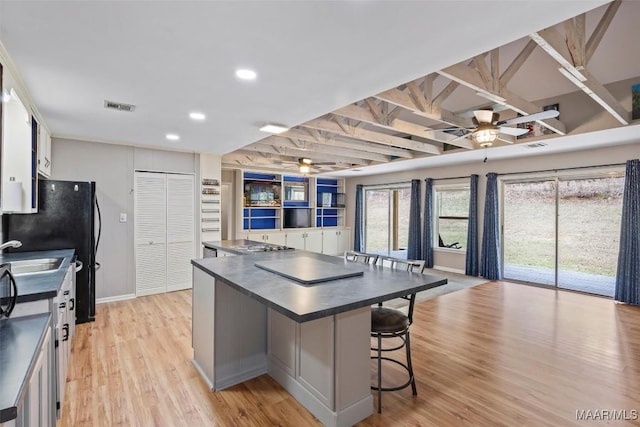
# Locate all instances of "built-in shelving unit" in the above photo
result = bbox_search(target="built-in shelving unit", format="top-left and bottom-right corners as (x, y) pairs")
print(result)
(243, 172), (282, 230)
(199, 153), (223, 252)
(316, 178), (345, 228)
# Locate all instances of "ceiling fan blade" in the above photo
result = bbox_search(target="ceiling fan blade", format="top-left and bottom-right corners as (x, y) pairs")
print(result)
(498, 126), (529, 136)
(498, 109), (559, 126)
(311, 161), (336, 166)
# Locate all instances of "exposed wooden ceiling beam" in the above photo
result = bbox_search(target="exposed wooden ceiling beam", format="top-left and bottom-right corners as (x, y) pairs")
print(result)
(333, 103), (474, 149)
(530, 26), (629, 125)
(374, 87), (472, 130)
(279, 127), (413, 158)
(586, 0), (621, 64)
(258, 136), (388, 163)
(243, 142), (373, 166)
(500, 39), (537, 87)
(300, 116), (442, 155)
(431, 80), (459, 108)
(439, 61), (566, 134)
(565, 14), (586, 68)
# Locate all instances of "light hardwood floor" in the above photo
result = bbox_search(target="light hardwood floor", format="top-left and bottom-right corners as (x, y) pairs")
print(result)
(59, 283), (640, 426)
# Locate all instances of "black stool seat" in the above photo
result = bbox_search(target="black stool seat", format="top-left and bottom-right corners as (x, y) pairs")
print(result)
(371, 307), (409, 333)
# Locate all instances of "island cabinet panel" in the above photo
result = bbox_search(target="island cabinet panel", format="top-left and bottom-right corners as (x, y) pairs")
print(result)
(298, 316), (335, 408)
(192, 267), (267, 391)
(268, 310), (297, 378)
(192, 267), (215, 388)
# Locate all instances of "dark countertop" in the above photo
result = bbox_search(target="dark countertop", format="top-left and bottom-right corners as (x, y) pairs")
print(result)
(0, 313), (51, 423)
(192, 250), (447, 323)
(0, 249), (75, 303)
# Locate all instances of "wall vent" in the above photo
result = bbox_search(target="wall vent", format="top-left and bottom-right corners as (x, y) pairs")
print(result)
(104, 100), (136, 112)
(524, 142), (548, 149)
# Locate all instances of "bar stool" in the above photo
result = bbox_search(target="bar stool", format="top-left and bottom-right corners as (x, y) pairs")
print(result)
(371, 257), (425, 413)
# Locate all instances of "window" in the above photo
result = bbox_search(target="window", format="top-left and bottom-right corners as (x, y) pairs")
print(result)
(434, 186), (469, 250)
(364, 185), (411, 258)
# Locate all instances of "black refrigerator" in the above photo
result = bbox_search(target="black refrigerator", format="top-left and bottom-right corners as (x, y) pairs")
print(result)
(3, 179), (101, 323)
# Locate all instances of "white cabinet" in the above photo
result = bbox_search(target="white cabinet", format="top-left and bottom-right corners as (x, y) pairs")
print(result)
(1, 82), (36, 213)
(247, 231), (286, 246)
(286, 229), (323, 252)
(322, 228), (351, 256)
(135, 172), (195, 296)
(37, 125), (52, 177)
(16, 326), (53, 427)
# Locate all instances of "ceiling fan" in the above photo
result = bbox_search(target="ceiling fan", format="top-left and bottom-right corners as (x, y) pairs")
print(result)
(448, 109), (560, 147)
(298, 158), (336, 174)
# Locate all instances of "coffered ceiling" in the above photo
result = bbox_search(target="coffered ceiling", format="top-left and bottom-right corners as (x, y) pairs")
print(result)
(2, 0), (636, 177)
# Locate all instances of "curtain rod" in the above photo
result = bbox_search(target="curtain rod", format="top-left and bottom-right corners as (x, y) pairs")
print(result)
(497, 162), (627, 177)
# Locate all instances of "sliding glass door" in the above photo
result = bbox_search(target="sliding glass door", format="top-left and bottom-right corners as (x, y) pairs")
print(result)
(503, 174), (624, 297)
(364, 185), (411, 258)
(557, 177), (623, 296)
(503, 180), (557, 286)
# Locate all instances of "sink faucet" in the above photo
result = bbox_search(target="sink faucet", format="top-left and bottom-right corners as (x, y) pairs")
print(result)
(0, 240), (22, 252)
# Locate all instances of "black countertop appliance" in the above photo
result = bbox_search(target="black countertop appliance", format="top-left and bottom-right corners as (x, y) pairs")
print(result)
(3, 179), (101, 323)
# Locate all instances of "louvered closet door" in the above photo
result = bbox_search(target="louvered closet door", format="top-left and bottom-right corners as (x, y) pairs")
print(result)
(166, 174), (195, 292)
(135, 172), (167, 296)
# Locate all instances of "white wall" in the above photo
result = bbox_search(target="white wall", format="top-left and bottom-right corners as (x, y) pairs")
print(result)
(51, 137), (199, 300)
(345, 143), (640, 272)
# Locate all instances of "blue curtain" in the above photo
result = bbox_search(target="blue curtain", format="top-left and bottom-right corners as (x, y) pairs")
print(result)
(354, 184), (364, 252)
(407, 179), (422, 259)
(480, 173), (501, 280)
(615, 159), (640, 305)
(465, 174), (479, 276)
(422, 178), (434, 268)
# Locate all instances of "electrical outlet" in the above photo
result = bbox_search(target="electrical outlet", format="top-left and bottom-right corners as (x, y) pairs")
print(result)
(119, 213), (127, 223)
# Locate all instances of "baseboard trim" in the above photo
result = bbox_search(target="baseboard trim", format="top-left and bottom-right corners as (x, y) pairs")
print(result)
(433, 265), (466, 275)
(96, 294), (136, 304)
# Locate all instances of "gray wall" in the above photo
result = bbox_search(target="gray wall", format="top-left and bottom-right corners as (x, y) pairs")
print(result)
(345, 143), (640, 272)
(51, 138), (198, 300)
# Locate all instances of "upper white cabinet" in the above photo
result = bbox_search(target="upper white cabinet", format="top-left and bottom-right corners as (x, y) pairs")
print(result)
(38, 125), (52, 177)
(1, 81), (37, 213)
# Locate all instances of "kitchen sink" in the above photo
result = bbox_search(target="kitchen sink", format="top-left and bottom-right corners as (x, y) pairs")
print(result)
(8, 257), (64, 275)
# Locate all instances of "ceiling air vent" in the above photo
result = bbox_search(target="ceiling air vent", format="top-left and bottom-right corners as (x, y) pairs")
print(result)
(104, 100), (136, 112)
(524, 142), (548, 149)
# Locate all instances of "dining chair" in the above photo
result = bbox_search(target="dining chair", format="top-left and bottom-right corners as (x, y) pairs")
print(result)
(370, 256), (424, 413)
(344, 250), (379, 265)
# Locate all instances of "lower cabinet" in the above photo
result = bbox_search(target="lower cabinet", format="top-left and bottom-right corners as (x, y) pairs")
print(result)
(321, 228), (351, 256)
(246, 231), (286, 246)
(11, 324), (54, 427)
(9, 264), (76, 425)
(285, 230), (322, 252)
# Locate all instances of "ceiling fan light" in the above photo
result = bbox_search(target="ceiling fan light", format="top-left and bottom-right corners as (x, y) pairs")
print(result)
(299, 164), (311, 174)
(472, 128), (499, 147)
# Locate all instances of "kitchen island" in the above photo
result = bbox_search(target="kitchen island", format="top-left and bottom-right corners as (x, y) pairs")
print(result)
(191, 249), (447, 427)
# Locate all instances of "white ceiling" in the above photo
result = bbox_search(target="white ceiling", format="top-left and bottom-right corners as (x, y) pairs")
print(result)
(0, 0), (611, 162)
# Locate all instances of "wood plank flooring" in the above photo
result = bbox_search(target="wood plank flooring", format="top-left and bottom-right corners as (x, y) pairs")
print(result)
(59, 282), (640, 426)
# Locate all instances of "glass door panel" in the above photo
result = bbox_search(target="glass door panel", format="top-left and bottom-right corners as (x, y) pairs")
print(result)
(365, 189), (390, 255)
(503, 181), (556, 286)
(557, 177), (623, 296)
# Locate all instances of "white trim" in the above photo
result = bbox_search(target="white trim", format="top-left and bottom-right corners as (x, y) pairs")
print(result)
(433, 265), (466, 275)
(434, 247), (466, 255)
(96, 293), (136, 304)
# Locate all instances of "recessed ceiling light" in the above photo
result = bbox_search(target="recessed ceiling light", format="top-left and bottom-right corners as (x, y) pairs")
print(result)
(189, 112), (206, 121)
(259, 124), (289, 134)
(235, 69), (257, 80)
(166, 133), (180, 141)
